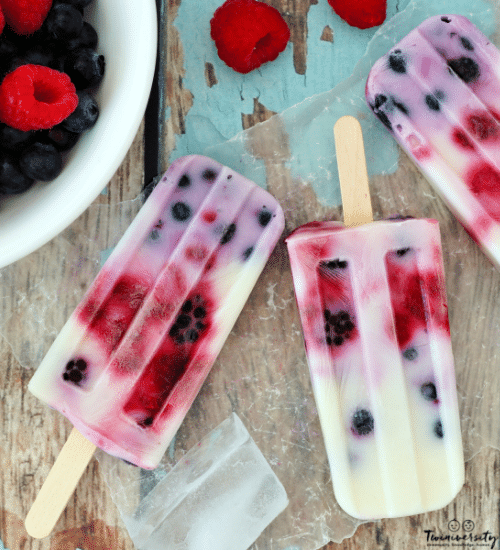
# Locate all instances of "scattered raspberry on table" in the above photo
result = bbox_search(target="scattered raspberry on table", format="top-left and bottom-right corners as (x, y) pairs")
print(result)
(327, 0), (386, 29)
(210, 0), (290, 74)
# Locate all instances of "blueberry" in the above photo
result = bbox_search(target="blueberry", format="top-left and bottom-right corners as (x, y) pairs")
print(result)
(374, 94), (387, 109)
(62, 91), (99, 132)
(374, 110), (392, 131)
(334, 311), (354, 334)
(460, 37), (474, 51)
(64, 47), (105, 89)
(388, 50), (406, 73)
(0, 124), (35, 153)
(177, 314), (190, 329)
(62, 358), (87, 385)
(0, 57), (25, 80)
(393, 99), (409, 115)
(52, 0), (85, 13)
(178, 174), (190, 187)
(148, 220), (163, 241)
(171, 201), (191, 221)
(434, 420), (444, 438)
(55, 0), (95, 9)
(169, 324), (180, 337)
(351, 409), (374, 436)
(45, 4), (84, 42)
(323, 259), (348, 269)
(324, 309), (355, 346)
(220, 222), (236, 244)
(421, 382), (437, 401)
(403, 347), (418, 360)
(19, 143), (63, 181)
(396, 247), (411, 257)
(193, 306), (206, 318)
(258, 208), (272, 227)
(425, 94), (440, 111)
(169, 296), (209, 345)
(0, 37), (18, 61)
(75, 359), (87, 370)
(2, 27), (42, 52)
(0, 153), (35, 194)
(448, 57), (480, 83)
(23, 45), (58, 68)
(66, 22), (99, 51)
(141, 416), (154, 427)
(202, 168), (217, 181)
(149, 228), (160, 241)
(47, 125), (80, 151)
(243, 246), (254, 260)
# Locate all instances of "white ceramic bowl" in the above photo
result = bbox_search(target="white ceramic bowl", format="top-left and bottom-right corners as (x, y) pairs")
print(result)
(0, 0), (158, 268)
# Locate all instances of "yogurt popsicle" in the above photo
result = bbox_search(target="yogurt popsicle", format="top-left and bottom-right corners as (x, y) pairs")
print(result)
(366, 14), (500, 268)
(286, 117), (464, 519)
(28, 154), (284, 469)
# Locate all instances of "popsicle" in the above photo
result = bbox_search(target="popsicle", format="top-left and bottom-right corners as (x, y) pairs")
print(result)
(366, 14), (500, 268)
(286, 116), (464, 519)
(26, 154), (284, 537)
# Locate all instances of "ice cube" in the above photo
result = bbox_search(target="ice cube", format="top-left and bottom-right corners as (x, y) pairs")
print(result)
(121, 413), (288, 550)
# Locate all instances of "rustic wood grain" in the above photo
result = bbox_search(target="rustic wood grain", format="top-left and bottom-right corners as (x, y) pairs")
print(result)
(2, 0), (500, 548)
(0, 124), (145, 550)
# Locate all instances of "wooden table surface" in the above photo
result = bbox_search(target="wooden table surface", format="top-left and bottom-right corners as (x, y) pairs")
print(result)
(2, 0), (500, 549)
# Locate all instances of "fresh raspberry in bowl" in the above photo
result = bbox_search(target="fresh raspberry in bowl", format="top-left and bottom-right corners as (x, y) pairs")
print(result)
(0, 64), (78, 132)
(0, 0), (157, 268)
(0, 0), (105, 192)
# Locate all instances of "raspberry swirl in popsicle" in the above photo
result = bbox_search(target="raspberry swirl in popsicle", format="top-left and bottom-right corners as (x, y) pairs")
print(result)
(26, 155), (284, 537)
(366, 14), (500, 269)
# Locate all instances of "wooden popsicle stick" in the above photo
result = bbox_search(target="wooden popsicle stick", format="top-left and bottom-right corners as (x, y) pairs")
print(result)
(333, 116), (373, 227)
(25, 427), (96, 539)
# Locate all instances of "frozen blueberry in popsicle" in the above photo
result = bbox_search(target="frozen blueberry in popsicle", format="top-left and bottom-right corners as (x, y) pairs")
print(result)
(366, 14), (500, 270)
(286, 117), (464, 519)
(28, 154), (284, 469)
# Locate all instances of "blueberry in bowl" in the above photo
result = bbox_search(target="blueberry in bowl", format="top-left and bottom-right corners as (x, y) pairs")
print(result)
(0, 0), (157, 269)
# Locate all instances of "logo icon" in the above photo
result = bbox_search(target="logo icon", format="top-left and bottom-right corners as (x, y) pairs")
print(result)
(463, 519), (474, 532)
(448, 519), (460, 532)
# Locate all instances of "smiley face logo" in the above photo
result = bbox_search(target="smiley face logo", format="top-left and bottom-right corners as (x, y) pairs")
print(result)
(463, 520), (474, 532)
(448, 519), (460, 532)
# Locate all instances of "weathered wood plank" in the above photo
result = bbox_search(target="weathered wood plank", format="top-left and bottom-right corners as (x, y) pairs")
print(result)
(2, 0), (499, 548)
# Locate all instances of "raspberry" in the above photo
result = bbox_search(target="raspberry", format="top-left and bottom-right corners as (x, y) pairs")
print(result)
(1, 0), (53, 35)
(0, 6), (5, 36)
(210, 0), (290, 74)
(327, 0), (386, 29)
(0, 64), (78, 131)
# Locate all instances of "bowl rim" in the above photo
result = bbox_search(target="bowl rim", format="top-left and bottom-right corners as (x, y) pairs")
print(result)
(0, 0), (158, 269)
